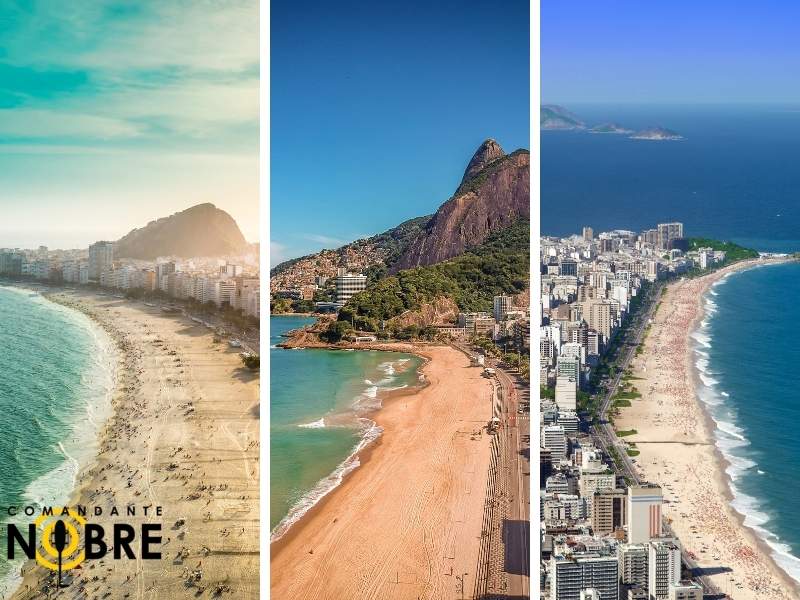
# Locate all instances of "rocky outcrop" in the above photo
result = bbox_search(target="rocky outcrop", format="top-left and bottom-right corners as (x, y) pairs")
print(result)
(115, 203), (249, 259)
(388, 297), (460, 329)
(461, 138), (505, 184)
(392, 141), (529, 271)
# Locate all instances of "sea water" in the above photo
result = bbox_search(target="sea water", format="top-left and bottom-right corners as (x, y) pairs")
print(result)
(0, 286), (115, 596)
(269, 315), (423, 540)
(693, 263), (800, 583)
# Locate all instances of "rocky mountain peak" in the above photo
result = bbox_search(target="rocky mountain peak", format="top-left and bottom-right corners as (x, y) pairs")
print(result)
(461, 138), (505, 184)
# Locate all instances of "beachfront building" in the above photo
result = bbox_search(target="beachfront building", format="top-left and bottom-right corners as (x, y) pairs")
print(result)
(88, 241), (114, 281)
(648, 540), (681, 600)
(667, 581), (702, 600)
(550, 552), (619, 600)
(618, 543), (648, 590)
(627, 484), (663, 544)
(334, 268), (367, 304)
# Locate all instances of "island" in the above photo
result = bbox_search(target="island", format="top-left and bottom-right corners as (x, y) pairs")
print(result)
(589, 122), (633, 134)
(629, 127), (684, 140)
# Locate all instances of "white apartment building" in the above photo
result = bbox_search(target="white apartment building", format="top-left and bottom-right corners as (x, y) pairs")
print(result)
(335, 269), (367, 304)
(550, 553), (619, 600)
(493, 294), (512, 322)
(648, 540), (681, 600)
(627, 484), (663, 544)
(543, 425), (567, 461)
(88, 241), (114, 280)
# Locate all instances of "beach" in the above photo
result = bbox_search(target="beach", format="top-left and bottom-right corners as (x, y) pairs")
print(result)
(11, 289), (260, 599)
(616, 258), (800, 599)
(270, 344), (495, 599)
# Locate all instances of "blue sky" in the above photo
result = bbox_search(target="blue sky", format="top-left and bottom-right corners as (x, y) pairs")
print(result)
(270, 0), (530, 265)
(0, 1), (258, 248)
(543, 0), (800, 104)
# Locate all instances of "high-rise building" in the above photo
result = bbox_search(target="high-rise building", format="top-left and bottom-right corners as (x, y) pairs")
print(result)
(88, 241), (114, 281)
(617, 543), (648, 590)
(583, 226), (594, 241)
(555, 376), (577, 411)
(550, 553), (619, 600)
(585, 300), (613, 342)
(648, 540), (681, 600)
(542, 425), (567, 461)
(493, 295), (512, 322)
(560, 258), (578, 277)
(627, 484), (663, 544)
(335, 268), (367, 304)
(657, 222), (684, 250)
(592, 488), (627, 536)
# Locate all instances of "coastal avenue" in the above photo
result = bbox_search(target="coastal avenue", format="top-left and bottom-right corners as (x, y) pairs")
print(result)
(591, 279), (726, 599)
(494, 364), (530, 599)
(454, 339), (531, 600)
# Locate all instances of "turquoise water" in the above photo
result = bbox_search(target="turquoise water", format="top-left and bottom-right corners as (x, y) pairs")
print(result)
(695, 263), (800, 582)
(0, 286), (115, 595)
(269, 315), (423, 538)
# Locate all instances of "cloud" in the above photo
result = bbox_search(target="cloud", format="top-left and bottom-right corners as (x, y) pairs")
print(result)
(0, 108), (141, 139)
(270, 241), (288, 267)
(302, 233), (348, 247)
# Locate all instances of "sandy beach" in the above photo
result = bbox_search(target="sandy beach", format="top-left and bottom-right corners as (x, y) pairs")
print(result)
(616, 258), (800, 599)
(270, 344), (495, 600)
(11, 289), (260, 600)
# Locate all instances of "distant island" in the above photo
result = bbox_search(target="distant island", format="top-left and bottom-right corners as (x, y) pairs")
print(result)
(542, 105), (684, 140)
(541, 104), (585, 130)
(629, 127), (684, 141)
(589, 123), (633, 135)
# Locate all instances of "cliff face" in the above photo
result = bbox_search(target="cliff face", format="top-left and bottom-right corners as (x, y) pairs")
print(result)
(115, 203), (249, 259)
(392, 141), (529, 271)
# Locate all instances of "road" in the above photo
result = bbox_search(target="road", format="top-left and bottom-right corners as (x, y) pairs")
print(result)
(494, 364), (531, 599)
(589, 279), (726, 598)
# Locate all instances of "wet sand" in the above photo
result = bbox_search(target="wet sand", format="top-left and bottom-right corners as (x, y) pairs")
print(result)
(270, 344), (495, 600)
(616, 258), (800, 600)
(12, 289), (260, 599)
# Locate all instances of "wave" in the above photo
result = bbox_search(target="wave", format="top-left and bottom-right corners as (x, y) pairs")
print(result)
(694, 280), (800, 585)
(298, 418), (326, 429)
(271, 419), (383, 543)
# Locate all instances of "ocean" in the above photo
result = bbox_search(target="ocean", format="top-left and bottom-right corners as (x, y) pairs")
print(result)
(694, 262), (800, 582)
(542, 105), (800, 582)
(543, 103), (800, 252)
(0, 286), (115, 596)
(269, 315), (424, 540)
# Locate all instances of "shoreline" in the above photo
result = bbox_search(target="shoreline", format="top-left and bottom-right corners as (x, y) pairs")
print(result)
(0, 285), (118, 600)
(269, 346), (430, 543)
(10, 287), (260, 599)
(692, 261), (800, 593)
(270, 343), (495, 599)
(617, 257), (800, 599)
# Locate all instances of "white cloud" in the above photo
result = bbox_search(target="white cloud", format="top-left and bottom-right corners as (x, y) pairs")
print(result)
(270, 241), (288, 267)
(0, 109), (141, 139)
(302, 234), (348, 247)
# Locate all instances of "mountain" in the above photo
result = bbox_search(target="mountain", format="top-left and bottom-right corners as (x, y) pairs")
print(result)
(391, 141), (530, 270)
(541, 104), (586, 130)
(630, 127), (684, 141)
(271, 138), (529, 289)
(269, 215), (430, 292)
(115, 203), (249, 259)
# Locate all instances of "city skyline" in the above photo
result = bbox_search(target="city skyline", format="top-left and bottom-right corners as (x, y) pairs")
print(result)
(270, 0), (529, 265)
(0, 1), (259, 248)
